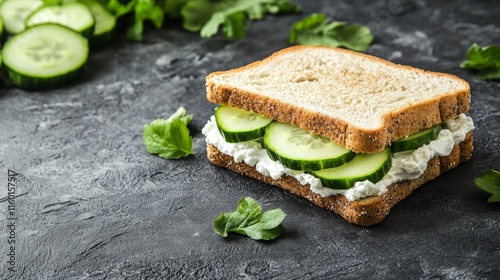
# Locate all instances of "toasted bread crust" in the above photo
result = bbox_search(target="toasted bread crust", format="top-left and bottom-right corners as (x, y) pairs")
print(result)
(206, 132), (473, 227)
(206, 46), (471, 154)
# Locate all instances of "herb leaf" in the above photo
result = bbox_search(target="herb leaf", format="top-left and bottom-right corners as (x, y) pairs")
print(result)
(107, 0), (137, 18)
(129, 0), (165, 41)
(289, 13), (373, 52)
(106, 0), (165, 41)
(166, 106), (192, 124)
(143, 107), (193, 159)
(460, 43), (500, 80)
(183, 0), (300, 39)
(163, 0), (190, 19)
(181, 0), (216, 32)
(104, 0), (299, 40)
(474, 169), (500, 203)
(214, 197), (286, 240)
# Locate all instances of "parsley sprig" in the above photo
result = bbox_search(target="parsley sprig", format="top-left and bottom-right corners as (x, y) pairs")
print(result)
(143, 107), (193, 159)
(214, 197), (287, 240)
(474, 169), (500, 203)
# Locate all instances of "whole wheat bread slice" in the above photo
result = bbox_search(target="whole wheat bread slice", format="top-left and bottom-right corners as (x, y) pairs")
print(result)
(207, 132), (473, 226)
(206, 46), (470, 153)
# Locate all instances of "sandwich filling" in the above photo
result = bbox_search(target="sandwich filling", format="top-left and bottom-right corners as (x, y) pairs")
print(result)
(203, 114), (474, 201)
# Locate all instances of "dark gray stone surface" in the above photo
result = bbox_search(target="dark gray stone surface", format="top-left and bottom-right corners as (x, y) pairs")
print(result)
(1, 0), (500, 279)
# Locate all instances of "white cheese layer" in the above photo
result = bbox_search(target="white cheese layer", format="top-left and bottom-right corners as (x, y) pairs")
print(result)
(202, 114), (474, 201)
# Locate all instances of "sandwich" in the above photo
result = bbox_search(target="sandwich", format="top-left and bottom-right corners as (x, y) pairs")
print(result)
(202, 45), (474, 226)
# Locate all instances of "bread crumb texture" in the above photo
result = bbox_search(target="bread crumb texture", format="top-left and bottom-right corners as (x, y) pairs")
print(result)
(206, 46), (470, 153)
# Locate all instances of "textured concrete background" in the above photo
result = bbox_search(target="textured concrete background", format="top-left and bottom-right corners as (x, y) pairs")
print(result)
(1, 0), (500, 279)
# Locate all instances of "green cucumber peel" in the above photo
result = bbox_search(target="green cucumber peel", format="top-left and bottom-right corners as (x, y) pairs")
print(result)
(215, 105), (272, 143)
(391, 124), (442, 153)
(312, 148), (392, 190)
(263, 122), (355, 171)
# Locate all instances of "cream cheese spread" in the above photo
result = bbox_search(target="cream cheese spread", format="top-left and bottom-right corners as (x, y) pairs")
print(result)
(202, 114), (474, 201)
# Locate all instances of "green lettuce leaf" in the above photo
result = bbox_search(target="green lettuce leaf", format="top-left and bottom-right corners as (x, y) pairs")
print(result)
(106, 0), (164, 41)
(214, 197), (286, 240)
(182, 0), (299, 39)
(181, 0), (217, 33)
(128, 0), (165, 41)
(103, 0), (299, 40)
(460, 43), (500, 80)
(163, 0), (189, 18)
(289, 13), (373, 52)
(474, 169), (500, 203)
(107, 0), (137, 17)
(143, 107), (193, 159)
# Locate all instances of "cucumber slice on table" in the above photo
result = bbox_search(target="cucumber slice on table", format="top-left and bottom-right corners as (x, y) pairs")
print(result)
(25, 2), (95, 38)
(79, 0), (117, 46)
(312, 148), (392, 189)
(264, 122), (355, 171)
(391, 124), (442, 153)
(0, 0), (44, 34)
(215, 105), (273, 143)
(2, 24), (89, 90)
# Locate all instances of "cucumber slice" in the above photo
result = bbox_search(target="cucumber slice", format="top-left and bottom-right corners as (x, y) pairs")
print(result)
(78, 0), (117, 46)
(312, 148), (392, 189)
(0, 0), (44, 34)
(215, 105), (273, 143)
(391, 124), (442, 153)
(2, 24), (89, 90)
(263, 122), (355, 171)
(25, 2), (95, 38)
